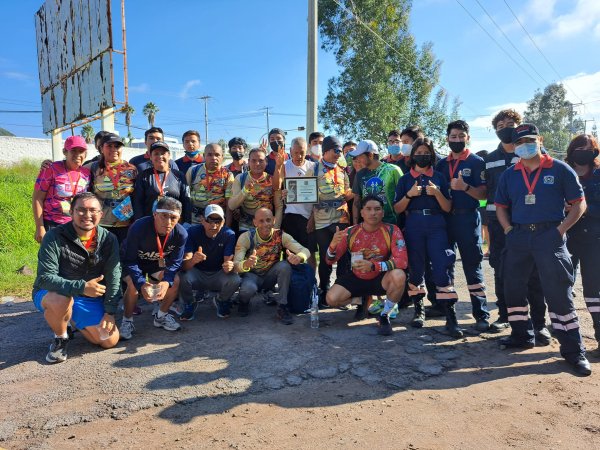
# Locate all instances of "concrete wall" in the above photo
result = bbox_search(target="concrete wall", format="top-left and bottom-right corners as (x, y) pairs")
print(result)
(0, 136), (188, 166)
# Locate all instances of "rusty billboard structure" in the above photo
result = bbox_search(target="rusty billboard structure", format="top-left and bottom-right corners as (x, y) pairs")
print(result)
(34, 0), (128, 135)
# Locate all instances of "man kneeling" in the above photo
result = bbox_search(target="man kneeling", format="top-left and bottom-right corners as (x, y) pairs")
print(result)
(33, 192), (121, 363)
(325, 195), (408, 335)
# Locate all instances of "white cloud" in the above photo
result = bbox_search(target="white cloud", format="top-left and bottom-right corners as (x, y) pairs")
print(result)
(468, 102), (528, 152)
(529, 0), (600, 43)
(562, 70), (600, 119)
(2, 71), (32, 81)
(179, 79), (201, 100)
(130, 83), (149, 93)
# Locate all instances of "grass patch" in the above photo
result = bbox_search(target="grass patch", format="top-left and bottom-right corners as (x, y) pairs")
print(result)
(0, 161), (40, 297)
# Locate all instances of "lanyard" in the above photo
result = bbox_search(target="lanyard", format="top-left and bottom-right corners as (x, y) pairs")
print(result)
(154, 223), (170, 260)
(64, 162), (81, 197)
(81, 228), (96, 251)
(448, 159), (461, 180)
(520, 165), (543, 195)
(153, 169), (168, 196)
(106, 164), (121, 191)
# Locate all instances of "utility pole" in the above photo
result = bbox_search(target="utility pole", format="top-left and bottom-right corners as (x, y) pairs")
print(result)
(260, 106), (272, 136)
(306, 0), (318, 140)
(199, 96), (211, 142)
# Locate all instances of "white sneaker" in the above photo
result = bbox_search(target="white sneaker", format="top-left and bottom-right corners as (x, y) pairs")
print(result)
(120, 319), (134, 340)
(153, 313), (181, 331)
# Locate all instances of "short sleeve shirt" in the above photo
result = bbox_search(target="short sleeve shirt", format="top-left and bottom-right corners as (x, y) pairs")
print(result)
(352, 162), (403, 224)
(395, 168), (449, 228)
(284, 159), (316, 219)
(184, 225), (236, 272)
(91, 161), (138, 227)
(35, 161), (91, 224)
(186, 165), (234, 224)
(314, 162), (350, 229)
(435, 150), (485, 210)
(236, 172), (274, 230)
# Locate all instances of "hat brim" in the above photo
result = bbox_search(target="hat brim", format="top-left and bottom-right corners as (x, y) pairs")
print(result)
(348, 149), (364, 157)
(513, 134), (538, 143)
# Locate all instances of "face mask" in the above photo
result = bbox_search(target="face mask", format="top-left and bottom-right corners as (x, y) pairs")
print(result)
(387, 145), (401, 155)
(310, 144), (322, 156)
(401, 143), (413, 156)
(186, 149), (200, 157)
(496, 128), (514, 145)
(269, 141), (284, 152)
(572, 149), (598, 166)
(413, 154), (432, 168)
(231, 151), (244, 161)
(448, 141), (466, 153)
(515, 143), (539, 160)
(321, 160), (336, 169)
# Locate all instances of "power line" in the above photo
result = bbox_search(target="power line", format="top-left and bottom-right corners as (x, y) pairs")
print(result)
(473, 0), (549, 86)
(502, 0), (584, 104)
(454, 0), (543, 88)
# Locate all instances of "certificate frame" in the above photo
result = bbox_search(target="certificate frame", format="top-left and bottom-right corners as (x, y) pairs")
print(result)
(284, 177), (318, 204)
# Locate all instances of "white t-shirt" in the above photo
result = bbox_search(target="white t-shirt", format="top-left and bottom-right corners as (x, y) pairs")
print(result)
(284, 159), (316, 219)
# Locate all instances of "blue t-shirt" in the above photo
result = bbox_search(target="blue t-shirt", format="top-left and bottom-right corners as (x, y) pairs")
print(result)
(395, 168), (449, 227)
(184, 225), (236, 272)
(435, 150), (485, 210)
(495, 155), (584, 224)
(580, 168), (600, 219)
(122, 216), (188, 290)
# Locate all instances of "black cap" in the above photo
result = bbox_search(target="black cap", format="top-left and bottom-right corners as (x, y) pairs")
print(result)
(150, 141), (170, 152)
(100, 133), (124, 147)
(511, 123), (539, 143)
(322, 135), (342, 153)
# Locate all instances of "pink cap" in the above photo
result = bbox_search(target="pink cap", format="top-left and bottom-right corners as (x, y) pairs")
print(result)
(64, 135), (88, 151)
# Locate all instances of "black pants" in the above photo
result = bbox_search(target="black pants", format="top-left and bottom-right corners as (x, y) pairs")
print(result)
(314, 223), (350, 291)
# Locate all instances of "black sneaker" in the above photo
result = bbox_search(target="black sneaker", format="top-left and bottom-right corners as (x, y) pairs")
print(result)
(276, 305), (294, 325)
(569, 355), (592, 376)
(46, 337), (69, 364)
(378, 314), (393, 336)
(216, 300), (231, 318)
(499, 336), (535, 349)
(180, 303), (197, 321)
(534, 327), (552, 346)
(475, 318), (491, 332)
(489, 319), (510, 333)
(238, 301), (250, 317)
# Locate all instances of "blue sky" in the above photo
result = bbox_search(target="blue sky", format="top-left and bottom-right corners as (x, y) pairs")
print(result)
(1, 0), (600, 152)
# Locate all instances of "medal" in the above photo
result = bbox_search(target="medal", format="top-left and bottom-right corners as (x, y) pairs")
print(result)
(154, 222), (170, 270)
(524, 194), (536, 205)
(158, 257), (166, 268)
(519, 164), (543, 207)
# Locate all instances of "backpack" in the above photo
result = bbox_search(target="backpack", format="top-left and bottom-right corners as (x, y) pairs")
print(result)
(247, 228), (317, 314)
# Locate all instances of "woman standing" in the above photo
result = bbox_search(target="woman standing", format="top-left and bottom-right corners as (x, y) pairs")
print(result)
(33, 136), (91, 243)
(393, 138), (461, 337)
(88, 133), (138, 244)
(565, 134), (600, 348)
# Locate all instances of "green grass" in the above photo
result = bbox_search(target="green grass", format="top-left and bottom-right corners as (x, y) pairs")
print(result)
(0, 161), (39, 297)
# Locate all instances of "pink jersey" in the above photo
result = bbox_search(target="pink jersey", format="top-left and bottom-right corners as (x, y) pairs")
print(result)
(34, 161), (91, 224)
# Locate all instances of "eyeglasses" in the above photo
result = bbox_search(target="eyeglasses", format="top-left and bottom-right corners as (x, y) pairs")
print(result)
(74, 208), (102, 216)
(333, 149), (343, 154)
(206, 216), (223, 224)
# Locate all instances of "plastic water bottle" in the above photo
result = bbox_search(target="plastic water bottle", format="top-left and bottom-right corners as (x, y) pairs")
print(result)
(310, 288), (319, 329)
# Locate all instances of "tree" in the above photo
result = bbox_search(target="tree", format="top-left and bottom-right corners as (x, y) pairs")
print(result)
(318, 0), (458, 146)
(217, 138), (228, 152)
(523, 83), (583, 158)
(143, 102), (159, 128)
(80, 124), (95, 144)
(121, 104), (135, 143)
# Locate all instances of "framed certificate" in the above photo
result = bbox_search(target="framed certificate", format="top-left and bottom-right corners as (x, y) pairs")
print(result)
(284, 177), (318, 204)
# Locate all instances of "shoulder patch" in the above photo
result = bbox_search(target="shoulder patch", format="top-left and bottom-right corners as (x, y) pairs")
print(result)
(461, 168), (471, 177)
(543, 175), (554, 185)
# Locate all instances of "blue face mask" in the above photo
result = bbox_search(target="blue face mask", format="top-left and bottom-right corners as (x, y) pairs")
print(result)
(515, 143), (539, 160)
(186, 149), (201, 157)
(387, 145), (401, 155)
(400, 143), (413, 156)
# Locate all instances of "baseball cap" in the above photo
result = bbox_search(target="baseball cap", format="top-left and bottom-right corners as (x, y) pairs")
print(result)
(512, 123), (539, 143)
(322, 136), (343, 153)
(150, 141), (170, 152)
(100, 133), (124, 147)
(204, 204), (225, 220)
(64, 135), (88, 151)
(348, 139), (379, 157)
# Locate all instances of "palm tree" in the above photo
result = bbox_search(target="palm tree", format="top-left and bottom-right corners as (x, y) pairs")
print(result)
(143, 102), (159, 128)
(121, 104), (135, 139)
(81, 124), (95, 143)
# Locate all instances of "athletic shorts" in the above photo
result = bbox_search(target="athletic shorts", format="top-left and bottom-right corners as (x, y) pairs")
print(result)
(333, 272), (387, 297)
(33, 290), (105, 330)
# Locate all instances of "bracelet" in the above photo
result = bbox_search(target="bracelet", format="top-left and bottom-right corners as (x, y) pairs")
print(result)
(504, 226), (513, 235)
(326, 248), (336, 259)
(464, 185), (471, 192)
(405, 194), (414, 200)
(240, 260), (251, 272)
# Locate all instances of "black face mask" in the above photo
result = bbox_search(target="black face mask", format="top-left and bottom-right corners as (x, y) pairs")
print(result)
(496, 127), (514, 144)
(230, 151), (244, 161)
(269, 141), (284, 152)
(413, 154), (432, 168)
(572, 149), (599, 166)
(448, 141), (466, 153)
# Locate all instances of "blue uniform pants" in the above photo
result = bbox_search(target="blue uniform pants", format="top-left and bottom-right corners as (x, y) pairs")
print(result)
(567, 218), (600, 340)
(447, 211), (489, 320)
(504, 227), (585, 361)
(488, 218), (546, 327)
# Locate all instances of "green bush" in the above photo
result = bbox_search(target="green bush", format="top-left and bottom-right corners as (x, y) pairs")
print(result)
(0, 161), (40, 297)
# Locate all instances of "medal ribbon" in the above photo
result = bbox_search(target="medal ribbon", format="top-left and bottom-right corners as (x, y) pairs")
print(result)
(448, 159), (461, 180)
(154, 222), (170, 261)
(153, 169), (168, 196)
(106, 164), (121, 191)
(81, 227), (96, 252)
(64, 162), (82, 197)
(519, 165), (543, 195)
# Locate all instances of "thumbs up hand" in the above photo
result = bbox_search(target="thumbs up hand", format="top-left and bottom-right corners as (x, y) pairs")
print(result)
(329, 225), (345, 249)
(408, 180), (422, 197)
(451, 170), (468, 191)
(425, 180), (439, 196)
(191, 245), (206, 264)
(244, 248), (258, 270)
(286, 248), (302, 265)
(84, 275), (106, 297)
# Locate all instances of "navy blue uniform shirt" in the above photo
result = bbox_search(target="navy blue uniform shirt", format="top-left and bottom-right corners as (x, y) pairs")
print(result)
(133, 168), (191, 222)
(395, 168), (449, 227)
(184, 225), (236, 272)
(436, 150), (485, 210)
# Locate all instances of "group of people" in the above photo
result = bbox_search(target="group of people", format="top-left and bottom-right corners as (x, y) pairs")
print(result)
(31, 111), (599, 376)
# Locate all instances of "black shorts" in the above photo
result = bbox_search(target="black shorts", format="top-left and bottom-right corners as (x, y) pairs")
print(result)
(334, 272), (387, 297)
(282, 213), (317, 253)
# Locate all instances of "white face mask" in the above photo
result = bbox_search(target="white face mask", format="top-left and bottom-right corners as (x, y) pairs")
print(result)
(310, 144), (322, 156)
(400, 143), (412, 156)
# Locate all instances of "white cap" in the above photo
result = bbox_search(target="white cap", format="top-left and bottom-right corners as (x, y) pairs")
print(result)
(348, 139), (379, 157)
(204, 204), (225, 219)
